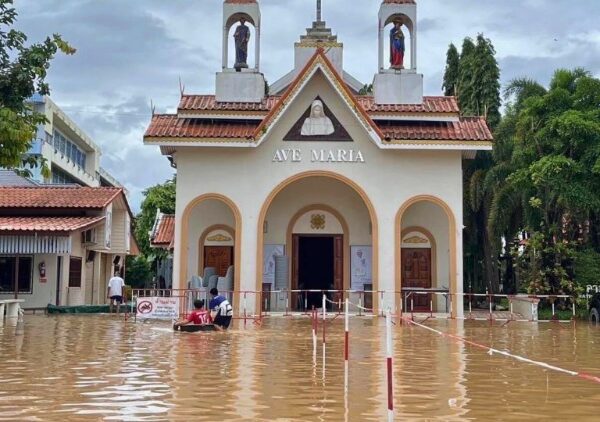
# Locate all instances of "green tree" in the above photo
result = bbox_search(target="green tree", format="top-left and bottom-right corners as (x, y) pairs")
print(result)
(0, 0), (75, 174)
(134, 177), (176, 258)
(489, 69), (600, 296)
(442, 43), (459, 96)
(358, 84), (373, 95)
(125, 256), (153, 289)
(457, 37), (476, 115)
(452, 34), (502, 294)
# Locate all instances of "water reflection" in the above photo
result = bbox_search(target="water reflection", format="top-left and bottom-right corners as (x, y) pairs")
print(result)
(0, 316), (599, 420)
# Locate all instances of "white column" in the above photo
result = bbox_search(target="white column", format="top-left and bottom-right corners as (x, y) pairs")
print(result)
(222, 25), (229, 69)
(239, 206), (259, 315)
(255, 26), (260, 71)
(378, 211), (396, 313)
(455, 212), (464, 318)
(378, 24), (384, 71)
(411, 23), (417, 70)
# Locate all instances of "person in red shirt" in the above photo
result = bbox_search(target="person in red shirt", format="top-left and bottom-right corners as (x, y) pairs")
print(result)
(174, 299), (210, 327)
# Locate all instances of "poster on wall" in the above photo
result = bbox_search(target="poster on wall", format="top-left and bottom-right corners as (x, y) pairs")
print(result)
(351, 246), (372, 291)
(263, 244), (285, 285)
(136, 296), (180, 320)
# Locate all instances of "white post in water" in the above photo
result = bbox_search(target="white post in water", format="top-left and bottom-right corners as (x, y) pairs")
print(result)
(344, 298), (349, 393)
(386, 309), (394, 422)
(312, 309), (317, 366)
(322, 294), (327, 377)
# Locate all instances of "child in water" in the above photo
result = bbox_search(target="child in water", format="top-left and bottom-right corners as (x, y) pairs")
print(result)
(174, 299), (211, 327)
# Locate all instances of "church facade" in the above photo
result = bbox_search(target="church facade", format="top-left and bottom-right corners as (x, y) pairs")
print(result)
(143, 0), (493, 317)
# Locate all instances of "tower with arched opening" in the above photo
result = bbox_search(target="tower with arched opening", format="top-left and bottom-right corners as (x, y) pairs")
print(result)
(216, 0), (266, 103)
(374, 0), (424, 104)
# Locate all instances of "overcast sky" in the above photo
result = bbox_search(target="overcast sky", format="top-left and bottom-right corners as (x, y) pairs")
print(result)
(14, 0), (600, 212)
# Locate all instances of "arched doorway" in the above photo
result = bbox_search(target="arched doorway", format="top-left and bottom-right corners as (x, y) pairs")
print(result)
(396, 196), (457, 316)
(198, 224), (236, 278)
(179, 194), (242, 310)
(257, 171), (379, 312)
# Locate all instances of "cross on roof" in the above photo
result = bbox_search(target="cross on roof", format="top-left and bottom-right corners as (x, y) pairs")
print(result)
(316, 0), (322, 22)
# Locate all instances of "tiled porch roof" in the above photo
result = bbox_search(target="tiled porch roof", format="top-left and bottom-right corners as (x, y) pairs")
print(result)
(0, 216), (105, 233)
(0, 187), (123, 209)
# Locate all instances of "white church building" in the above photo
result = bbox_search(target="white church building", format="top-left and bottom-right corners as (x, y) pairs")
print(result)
(144, 0), (493, 317)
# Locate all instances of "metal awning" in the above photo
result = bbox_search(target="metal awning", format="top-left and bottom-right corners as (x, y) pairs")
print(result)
(0, 235), (71, 254)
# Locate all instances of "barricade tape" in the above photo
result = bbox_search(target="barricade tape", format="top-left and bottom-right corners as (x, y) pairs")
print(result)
(399, 315), (600, 385)
(323, 296), (374, 312)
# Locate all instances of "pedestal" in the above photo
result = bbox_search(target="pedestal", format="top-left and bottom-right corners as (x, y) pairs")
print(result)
(373, 71), (423, 105)
(216, 70), (266, 103)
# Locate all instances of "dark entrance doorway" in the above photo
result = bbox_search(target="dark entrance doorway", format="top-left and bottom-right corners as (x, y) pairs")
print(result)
(292, 234), (343, 310)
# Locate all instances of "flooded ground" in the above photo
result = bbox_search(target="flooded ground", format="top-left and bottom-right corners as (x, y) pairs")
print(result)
(0, 315), (599, 421)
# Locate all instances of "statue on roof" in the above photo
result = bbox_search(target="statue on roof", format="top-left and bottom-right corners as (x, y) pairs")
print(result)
(234, 18), (250, 71)
(390, 18), (405, 70)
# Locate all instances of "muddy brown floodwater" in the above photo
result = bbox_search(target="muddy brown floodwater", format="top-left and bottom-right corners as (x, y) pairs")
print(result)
(0, 315), (599, 421)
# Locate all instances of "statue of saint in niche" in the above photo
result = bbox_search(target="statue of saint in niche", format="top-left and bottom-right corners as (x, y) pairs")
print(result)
(234, 18), (250, 71)
(301, 100), (335, 136)
(390, 19), (405, 70)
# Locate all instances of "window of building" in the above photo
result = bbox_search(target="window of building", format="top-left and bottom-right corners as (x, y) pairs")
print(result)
(68, 257), (82, 288)
(51, 167), (80, 185)
(53, 130), (87, 171)
(0, 256), (33, 294)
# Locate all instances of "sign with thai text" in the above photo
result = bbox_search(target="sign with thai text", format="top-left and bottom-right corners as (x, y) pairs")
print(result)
(136, 296), (180, 320)
(272, 148), (365, 163)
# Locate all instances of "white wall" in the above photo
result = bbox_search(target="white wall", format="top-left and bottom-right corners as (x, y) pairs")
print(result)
(264, 177), (370, 245)
(0, 254), (59, 308)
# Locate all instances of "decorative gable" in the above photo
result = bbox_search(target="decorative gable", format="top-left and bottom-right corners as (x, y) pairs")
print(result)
(284, 96), (352, 142)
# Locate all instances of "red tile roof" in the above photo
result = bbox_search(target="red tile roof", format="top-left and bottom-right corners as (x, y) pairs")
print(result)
(179, 95), (279, 112)
(145, 114), (258, 139)
(145, 114), (492, 143)
(381, 117), (493, 142)
(357, 96), (459, 113)
(0, 187), (122, 209)
(178, 94), (457, 114)
(0, 216), (105, 233)
(151, 214), (175, 247)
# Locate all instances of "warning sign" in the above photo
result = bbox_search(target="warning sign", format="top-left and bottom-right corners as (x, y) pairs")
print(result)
(136, 297), (180, 320)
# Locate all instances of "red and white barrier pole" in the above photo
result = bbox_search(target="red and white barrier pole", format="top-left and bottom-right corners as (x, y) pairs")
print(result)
(322, 294), (327, 378)
(344, 298), (349, 392)
(386, 309), (394, 422)
(312, 309), (317, 365)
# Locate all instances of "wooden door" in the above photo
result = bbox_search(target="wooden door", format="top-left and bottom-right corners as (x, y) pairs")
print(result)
(401, 248), (432, 311)
(204, 246), (233, 277)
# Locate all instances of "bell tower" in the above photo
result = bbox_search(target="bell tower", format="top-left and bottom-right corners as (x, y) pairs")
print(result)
(373, 0), (423, 104)
(216, 0), (266, 103)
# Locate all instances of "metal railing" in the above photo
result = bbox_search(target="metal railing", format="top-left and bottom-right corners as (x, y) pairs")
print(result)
(131, 288), (577, 322)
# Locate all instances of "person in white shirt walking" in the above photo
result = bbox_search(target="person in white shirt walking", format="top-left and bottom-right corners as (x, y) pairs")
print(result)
(107, 271), (125, 315)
